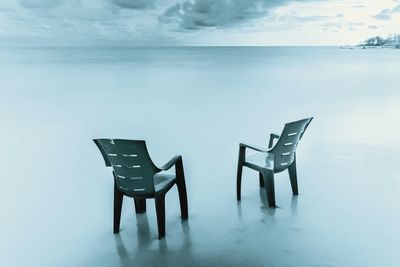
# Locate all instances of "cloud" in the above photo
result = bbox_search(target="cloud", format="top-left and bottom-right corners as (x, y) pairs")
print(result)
(294, 15), (328, 22)
(2, 0), (394, 46)
(1, 0), (178, 45)
(373, 5), (400, 20)
(373, 8), (393, 20)
(18, 0), (156, 10)
(111, 0), (156, 9)
(18, 0), (63, 9)
(350, 5), (365, 9)
(158, 0), (313, 30)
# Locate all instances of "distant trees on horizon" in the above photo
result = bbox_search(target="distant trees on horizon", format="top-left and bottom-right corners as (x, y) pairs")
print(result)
(361, 34), (400, 47)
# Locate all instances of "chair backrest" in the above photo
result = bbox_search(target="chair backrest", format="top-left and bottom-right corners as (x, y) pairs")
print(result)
(270, 118), (313, 172)
(94, 139), (159, 196)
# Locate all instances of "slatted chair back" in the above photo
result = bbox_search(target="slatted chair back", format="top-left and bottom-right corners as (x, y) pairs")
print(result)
(94, 139), (159, 196)
(270, 118), (313, 172)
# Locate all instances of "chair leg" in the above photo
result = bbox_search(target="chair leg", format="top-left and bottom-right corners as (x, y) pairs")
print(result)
(288, 158), (299, 195)
(134, 198), (146, 214)
(155, 194), (166, 239)
(237, 146), (246, 201)
(176, 159), (188, 220)
(237, 162), (244, 201)
(261, 170), (276, 208)
(114, 185), (123, 233)
(259, 172), (265, 188)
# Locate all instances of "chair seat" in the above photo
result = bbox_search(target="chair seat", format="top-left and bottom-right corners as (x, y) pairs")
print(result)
(154, 172), (176, 193)
(246, 152), (274, 170)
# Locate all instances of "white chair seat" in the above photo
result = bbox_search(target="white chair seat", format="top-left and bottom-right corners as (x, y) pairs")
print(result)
(246, 152), (274, 170)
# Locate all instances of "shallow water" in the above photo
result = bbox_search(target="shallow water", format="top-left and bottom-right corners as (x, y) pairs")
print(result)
(0, 47), (399, 267)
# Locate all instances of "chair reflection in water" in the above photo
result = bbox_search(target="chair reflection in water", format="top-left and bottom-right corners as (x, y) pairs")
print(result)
(94, 139), (188, 239)
(236, 118), (313, 207)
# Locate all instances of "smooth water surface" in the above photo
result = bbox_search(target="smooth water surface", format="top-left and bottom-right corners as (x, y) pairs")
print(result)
(0, 47), (399, 267)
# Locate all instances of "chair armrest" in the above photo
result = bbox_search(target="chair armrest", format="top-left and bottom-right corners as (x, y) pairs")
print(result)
(268, 133), (280, 148)
(239, 143), (269, 153)
(158, 155), (182, 171)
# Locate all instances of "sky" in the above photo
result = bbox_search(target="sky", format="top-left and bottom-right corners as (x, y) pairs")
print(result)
(0, 0), (399, 46)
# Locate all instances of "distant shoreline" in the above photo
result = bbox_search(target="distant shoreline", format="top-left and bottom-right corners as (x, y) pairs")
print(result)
(340, 45), (400, 50)
(357, 45), (400, 49)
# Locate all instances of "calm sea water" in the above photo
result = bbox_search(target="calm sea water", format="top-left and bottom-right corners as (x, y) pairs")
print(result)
(0, 47), (399, 267)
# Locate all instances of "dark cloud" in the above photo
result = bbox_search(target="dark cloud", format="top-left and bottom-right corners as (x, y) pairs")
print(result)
(112, 0), (156, 9)
(19, 0), (63, 9)
(159, 0), (313, 30)
(373, 5), (400, 20)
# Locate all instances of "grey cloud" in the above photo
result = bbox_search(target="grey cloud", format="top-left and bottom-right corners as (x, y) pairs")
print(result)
(18, 0), (156, 10)
(351, 5), (365, 9)
(0, 7), (16, 12)
(373, 9), (392, 20)
(321, 21), (341, 32)
(345, 22), (363, 32)
(19, 0), (63, 9)
(348, 22), (364, 26)
(112, 0), (156, 9)
(322, 22), (342, 27)
(373, 5), (400, 20)
(295, 15), (328, 22)
(158, 0), (312, 30)
(158, 3), (182, 24)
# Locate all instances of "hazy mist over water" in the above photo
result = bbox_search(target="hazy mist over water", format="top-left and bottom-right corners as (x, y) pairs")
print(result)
(0, 47), (399, 267)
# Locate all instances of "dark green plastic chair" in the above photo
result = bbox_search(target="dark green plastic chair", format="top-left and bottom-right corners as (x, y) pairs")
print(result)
(94, 139), (188, 239)
(236, 118), (313, 207)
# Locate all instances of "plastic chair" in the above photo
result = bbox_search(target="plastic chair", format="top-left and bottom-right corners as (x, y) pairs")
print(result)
(236, 118), (313, 207)
(94, 139), (188, 239)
